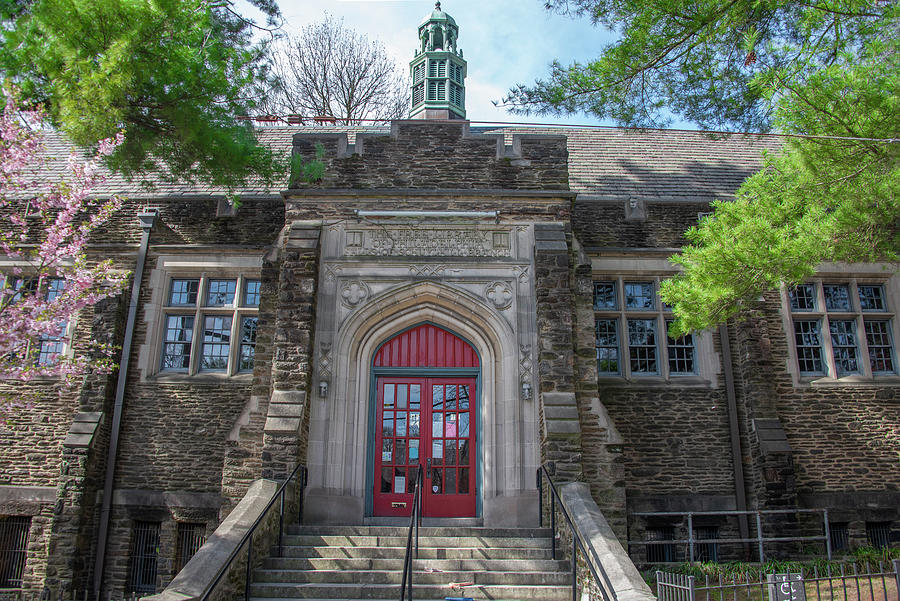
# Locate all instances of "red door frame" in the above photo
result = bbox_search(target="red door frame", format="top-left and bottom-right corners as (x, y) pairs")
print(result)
(373, 376), (477, 518)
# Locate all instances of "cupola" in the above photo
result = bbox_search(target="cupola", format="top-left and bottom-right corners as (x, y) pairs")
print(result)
(409, 2), (467, 120)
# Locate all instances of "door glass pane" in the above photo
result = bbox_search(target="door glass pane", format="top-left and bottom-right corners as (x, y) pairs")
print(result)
(383, 412), (394, 436)
(381, 468), (391, 493)
(459, 385), (470, 409)
(459, 468), (469, 493)
(398, 386), (408, 409)
(394, 468), (406, 494)
(445, 440), (457, 465)
(432, 440), (443, 462)
(381, 439), (393, 462)
(446, 385), (457, 410)
(431, 469), (442, 493)
(409, 412), (420, 436)
(409, 439), (419, 462)
(384, 385), (394, 408)
(459, 440), (469, 464)
(432, 385), (444, 411)
(432, 413), (443, 437)
(445, 413), (457, 437)
(396, 414), (407, 437)
(459, 413), (469, 437)
(396, 439), (407, 464)
(446, 468), (457, 493)
(410, 385), (421, 409)
(407, 470), (417, 493)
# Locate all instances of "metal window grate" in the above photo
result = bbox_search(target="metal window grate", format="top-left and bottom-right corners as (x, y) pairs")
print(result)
(174, 523), (206, 574)
(646, 526), (676, 563)
(128, 521), (160, 595)
(866, 521), (891, 549)
(829, 522), (849, 551)
(694, 526), (719, 562)
(0, 516), (31, 588)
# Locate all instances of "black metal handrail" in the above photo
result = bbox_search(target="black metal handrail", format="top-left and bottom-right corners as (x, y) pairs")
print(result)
(399, 464), (424, 601)
(538, 465), (618, 601)
(200, 463), (308, 601)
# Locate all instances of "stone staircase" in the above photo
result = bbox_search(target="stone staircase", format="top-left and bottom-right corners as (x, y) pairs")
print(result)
(249, 524), (573, 601)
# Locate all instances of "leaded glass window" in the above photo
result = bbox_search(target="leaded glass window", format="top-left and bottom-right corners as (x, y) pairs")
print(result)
(625, 282), (655, 310)
(794, 320), (824, 374)
(666, 321), (695, 374)
(789, 284), (816, 311)
(829, 320), (859, 375)
(595, 319), (619, 374)
(865, 320), (895, 373)
(593, 281), (617, 310)
(160, 274), (260, 375)
(628, 319), (658, 374)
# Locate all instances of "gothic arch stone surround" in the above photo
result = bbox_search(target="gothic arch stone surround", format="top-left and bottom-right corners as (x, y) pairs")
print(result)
(304, 280), (540, 526)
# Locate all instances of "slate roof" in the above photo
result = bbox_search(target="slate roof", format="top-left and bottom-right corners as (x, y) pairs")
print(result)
(24, 124), (781, 202)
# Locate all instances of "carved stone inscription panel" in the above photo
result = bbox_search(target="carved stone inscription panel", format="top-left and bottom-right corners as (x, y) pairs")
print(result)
(344, 227), (512, 258)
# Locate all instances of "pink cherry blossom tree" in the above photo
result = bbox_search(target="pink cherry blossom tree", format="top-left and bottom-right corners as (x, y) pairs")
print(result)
(0, 88), (129, 414)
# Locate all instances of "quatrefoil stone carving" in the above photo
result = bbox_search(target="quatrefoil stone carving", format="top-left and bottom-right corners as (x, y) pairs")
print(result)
(484, 281), (513, 310)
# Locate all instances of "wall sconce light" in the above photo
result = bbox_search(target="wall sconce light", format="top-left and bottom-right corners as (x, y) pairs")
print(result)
(521, 381), (532, 401)
(319, 380), (329, 398)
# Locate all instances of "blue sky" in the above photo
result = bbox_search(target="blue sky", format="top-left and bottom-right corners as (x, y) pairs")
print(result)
(274, 0), (617, 125)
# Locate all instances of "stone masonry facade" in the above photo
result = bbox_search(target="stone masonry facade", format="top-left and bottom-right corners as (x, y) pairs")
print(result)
(0, 119), (897, 599)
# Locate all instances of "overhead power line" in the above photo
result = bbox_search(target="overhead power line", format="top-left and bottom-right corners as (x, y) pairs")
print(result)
(241, 114), (900, 145)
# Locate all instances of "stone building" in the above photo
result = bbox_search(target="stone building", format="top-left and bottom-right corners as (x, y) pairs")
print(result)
(0, 3), (897, 599)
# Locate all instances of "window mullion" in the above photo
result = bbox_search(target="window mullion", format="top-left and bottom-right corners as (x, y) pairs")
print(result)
(659, 314), (669, 379)
(857, 314), (873, 378)
(229, 310), (242, 375)
(190, 306), (202, 376)
(821, 314), (838, 378)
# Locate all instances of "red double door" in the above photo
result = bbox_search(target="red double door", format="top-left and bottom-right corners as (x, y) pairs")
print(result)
(374, 376), (477, 517)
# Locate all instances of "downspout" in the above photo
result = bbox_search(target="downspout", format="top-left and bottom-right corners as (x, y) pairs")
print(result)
(93, 209), (157, 600)
(719, 323), (751, 558)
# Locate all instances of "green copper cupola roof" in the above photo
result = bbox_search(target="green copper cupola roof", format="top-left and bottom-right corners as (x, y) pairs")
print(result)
(409, 2), (467, 120)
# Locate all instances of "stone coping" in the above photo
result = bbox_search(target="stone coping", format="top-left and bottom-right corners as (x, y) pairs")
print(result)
(144, 479), (279, 601)
(560, 482), (656, 601)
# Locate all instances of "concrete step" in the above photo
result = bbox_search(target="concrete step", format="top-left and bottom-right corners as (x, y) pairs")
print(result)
(252, 568), (571, 586)
(249, 582), (571, 600)
(261, 556), (569, 572)
(278, 534), (553, 548)
(287, 525), (552, 538)
(279, 545), (555, 560)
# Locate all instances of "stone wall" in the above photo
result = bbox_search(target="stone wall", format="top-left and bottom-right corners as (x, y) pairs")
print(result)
(290, 121), (568, 191)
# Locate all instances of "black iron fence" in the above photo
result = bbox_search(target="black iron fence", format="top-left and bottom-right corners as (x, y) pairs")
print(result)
(657, 560), (900, 601)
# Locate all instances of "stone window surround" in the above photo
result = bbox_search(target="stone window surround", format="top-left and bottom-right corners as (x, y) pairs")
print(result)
(138, 253), (262, 381)
(590, 257), (719, 388)
(779, 264), (900, 386)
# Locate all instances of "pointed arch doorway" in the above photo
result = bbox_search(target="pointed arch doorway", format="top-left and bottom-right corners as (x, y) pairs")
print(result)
(371, 323), (480, 518)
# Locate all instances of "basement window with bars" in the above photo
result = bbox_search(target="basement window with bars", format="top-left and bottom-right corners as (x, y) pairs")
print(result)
(866, 521), (892, 549)
(593, 278), (697, 379)
(786, 280), (897, 379)
(694, 526), (719, 562)
(128, 521), (160, 595)
(645, 526), (676, 563)
(829, 523), (849, 551)
(0, 516), (31, 588)
(160, 275), (260, 375)
(174, 522), (206, 574)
